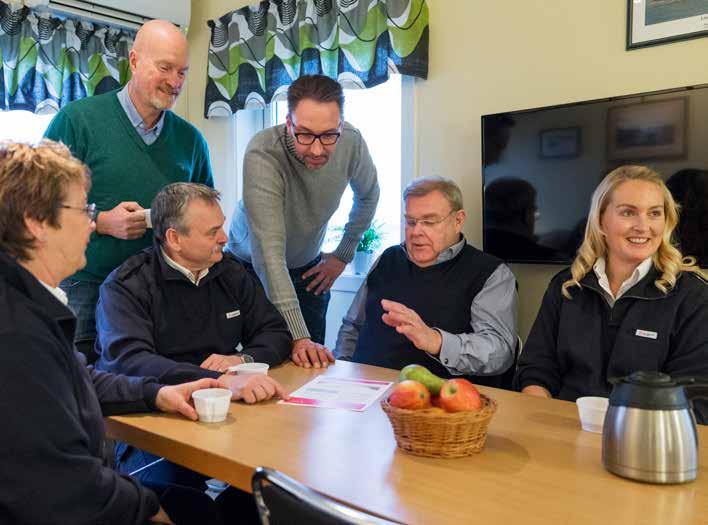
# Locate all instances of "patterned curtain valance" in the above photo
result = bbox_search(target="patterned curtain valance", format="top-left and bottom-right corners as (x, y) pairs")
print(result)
(0, 1), (134, 113)
(205, 0), (428, 118)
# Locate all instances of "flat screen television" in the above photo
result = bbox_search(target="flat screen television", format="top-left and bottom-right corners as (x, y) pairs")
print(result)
(482, 83), (708, 266)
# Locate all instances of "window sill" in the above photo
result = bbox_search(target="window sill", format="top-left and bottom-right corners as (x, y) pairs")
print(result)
(332, 270), (365, 293)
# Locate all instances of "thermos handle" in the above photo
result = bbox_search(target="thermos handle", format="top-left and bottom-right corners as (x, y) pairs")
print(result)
(674, 377), (708, 400)
(684, 385), (708, 401)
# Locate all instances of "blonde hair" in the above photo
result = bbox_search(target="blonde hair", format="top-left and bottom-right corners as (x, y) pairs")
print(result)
(562, 165), (706, 298)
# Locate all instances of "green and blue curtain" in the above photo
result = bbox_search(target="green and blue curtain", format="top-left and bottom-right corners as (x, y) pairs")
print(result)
(0, 1), (134, 113)
(205, 0), (428, 117)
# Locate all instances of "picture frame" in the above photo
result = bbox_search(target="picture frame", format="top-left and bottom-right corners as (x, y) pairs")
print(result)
(607, 97), (686, 161)
(539, 127), (581, 159)
(627, 0), (708, 50)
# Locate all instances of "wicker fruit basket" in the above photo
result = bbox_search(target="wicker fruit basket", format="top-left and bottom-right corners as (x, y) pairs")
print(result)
(381, 394), (497, 458)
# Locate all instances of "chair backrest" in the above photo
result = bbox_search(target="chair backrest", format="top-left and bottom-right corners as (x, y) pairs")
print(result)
(252, 467), (400, 525)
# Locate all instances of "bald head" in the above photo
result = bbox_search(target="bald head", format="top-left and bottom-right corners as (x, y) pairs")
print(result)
(127, 20), (189, 123)
(133, 20), (187, 55)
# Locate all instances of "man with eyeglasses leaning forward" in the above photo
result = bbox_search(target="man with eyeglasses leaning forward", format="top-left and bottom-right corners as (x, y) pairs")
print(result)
(227, 75), (380, 369)
(335, 177), (519, 387)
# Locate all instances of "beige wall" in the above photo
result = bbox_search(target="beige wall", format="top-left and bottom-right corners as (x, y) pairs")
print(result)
(180, 1), (248, 218)
(183, 0), (708, 339)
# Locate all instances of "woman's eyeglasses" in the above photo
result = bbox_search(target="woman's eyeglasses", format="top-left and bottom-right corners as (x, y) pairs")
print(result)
(59, 203), (97, 222)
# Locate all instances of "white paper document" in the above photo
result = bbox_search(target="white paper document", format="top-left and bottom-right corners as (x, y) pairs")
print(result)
(279, 376), (393, 411)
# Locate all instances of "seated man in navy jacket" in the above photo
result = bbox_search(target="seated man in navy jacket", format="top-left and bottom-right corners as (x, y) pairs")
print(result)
(95, 182), (291, 498)
(335, 177), (518, 386)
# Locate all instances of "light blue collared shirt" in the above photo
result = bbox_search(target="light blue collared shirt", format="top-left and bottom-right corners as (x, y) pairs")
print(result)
(117, 85), (165, 145)
(335, 236), (518, 376)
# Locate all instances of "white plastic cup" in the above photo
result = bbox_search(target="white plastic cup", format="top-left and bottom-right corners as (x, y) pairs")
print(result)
(144, 209), (152, 228)
(227, 362), (269, 375)
(576, 396), (609, 433)
(191, 388), (232, 423)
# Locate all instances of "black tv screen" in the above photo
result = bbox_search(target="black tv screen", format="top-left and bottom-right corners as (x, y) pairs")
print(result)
(482, 84), (708, 266)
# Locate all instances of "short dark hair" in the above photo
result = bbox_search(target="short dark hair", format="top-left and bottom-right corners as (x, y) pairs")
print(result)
(152, 183), (221, 244)
(485, 178), (536, 221)
(0, 140), (90, 261)
(666, 169), (708, 265)
(287, 75), (344, 115)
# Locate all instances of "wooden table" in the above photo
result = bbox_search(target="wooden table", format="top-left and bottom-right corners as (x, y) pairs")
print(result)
(106, 361), (708, 525)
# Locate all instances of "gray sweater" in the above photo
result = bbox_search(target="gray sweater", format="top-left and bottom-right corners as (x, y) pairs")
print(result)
(227, 123), (379, 340)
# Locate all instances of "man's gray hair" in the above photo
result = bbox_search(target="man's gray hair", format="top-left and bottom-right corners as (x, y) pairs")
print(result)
(403, 176), (464, 211)
(152, 183), (221, 244)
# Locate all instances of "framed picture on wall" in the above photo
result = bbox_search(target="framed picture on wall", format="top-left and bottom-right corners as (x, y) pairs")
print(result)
(607, 98), (687, 161)
(628, 0), (708, 49)
(539, 127), (581, 159)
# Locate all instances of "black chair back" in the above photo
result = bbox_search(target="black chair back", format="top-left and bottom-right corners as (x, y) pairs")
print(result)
(252, 467), (400, 525)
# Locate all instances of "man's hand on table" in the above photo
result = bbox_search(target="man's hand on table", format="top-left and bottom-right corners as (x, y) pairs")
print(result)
(218, 374), (289, 404)
(302, 253), (346, 295)
(381, 299), (442, 355)
(155, 378), (221, 421)
(291, 338), (335, 369)
(96, 201), (147, 240)
(200, 353), (249, 373)
(522, 385), (552, 398)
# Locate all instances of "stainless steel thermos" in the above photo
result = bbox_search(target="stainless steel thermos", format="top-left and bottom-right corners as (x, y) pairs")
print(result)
(602, 371), (708, 484)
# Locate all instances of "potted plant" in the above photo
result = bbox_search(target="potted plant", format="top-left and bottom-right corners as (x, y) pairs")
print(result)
(353, 221), (384, 274)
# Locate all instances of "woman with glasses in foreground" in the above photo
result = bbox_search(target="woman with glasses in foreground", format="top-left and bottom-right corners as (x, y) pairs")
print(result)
(515, 165), (708, 423)
(0, 141), (227, 524)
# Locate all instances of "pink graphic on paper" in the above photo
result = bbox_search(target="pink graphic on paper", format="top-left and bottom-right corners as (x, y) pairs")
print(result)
(286, 396), (366, 411)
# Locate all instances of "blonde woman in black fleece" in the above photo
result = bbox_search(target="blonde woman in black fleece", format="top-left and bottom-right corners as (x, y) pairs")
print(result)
(515, 165), (708, 423)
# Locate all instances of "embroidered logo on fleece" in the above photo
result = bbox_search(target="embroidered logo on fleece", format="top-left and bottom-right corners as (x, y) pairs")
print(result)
(635, 329), (658, 340)
(226, 310), (241, 319)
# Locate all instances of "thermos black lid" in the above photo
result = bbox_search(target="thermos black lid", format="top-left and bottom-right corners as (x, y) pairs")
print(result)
(609, 371), (690, 410)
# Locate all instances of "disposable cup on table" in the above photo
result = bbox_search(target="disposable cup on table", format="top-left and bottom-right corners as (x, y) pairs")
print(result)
(227, 362), (269, 375)
(192, 388), (232, 423)
(576, 396), (609, 433)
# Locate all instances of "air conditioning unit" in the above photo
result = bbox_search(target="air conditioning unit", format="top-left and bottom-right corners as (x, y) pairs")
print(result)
(45, 0), (191, 31)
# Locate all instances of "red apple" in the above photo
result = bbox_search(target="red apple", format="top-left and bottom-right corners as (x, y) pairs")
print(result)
(389, 380), (431, 410)
(439, 379), (482, 412)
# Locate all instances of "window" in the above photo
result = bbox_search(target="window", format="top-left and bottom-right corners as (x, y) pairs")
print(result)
(269, 77), (410, 261)
(0, 111), (55, 143)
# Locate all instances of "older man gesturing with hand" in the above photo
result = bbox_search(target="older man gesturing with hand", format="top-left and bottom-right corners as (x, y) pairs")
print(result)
(336, 177), (518, 387)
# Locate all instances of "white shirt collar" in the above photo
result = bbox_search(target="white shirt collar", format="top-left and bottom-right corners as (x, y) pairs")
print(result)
(593, 257), (653, 306)
(160, 248), (209, 286)
(39, 280), (68, 306)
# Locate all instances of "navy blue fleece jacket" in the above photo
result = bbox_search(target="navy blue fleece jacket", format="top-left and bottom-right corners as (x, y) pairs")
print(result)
(95, 247), (291, 383)
(0, 251), (162, 525)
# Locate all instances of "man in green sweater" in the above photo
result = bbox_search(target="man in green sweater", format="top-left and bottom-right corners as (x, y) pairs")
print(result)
(44, 20), (213, 353)
(227, 75), (379, 369)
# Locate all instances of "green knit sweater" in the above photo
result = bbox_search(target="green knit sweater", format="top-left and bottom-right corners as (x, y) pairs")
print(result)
(44, 90), (213, 282)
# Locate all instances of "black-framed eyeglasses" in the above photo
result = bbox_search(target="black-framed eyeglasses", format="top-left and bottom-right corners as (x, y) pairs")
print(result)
(60, 203), (97, 222)
(293, 131), (341, 146)
(404, 210), (456, 229)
